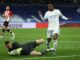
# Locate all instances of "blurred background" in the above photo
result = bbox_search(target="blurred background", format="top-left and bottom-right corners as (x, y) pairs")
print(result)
(0, 0), (80, 5)
(0, 0), (80, 28)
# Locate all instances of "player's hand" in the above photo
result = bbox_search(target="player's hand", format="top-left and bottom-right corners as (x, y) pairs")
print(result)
(38, 11), (42, 15)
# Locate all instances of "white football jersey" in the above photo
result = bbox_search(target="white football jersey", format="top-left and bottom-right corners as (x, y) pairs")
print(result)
(44, 9), (68, 30)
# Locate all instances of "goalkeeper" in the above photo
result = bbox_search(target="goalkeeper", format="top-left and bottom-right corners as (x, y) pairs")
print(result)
(5, 39), (48, 56)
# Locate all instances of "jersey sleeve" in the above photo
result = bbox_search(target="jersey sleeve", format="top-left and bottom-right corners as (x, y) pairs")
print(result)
(58, 10), (68, 20)
(12, 42), (22, 48)
(44, 12), (48, 19)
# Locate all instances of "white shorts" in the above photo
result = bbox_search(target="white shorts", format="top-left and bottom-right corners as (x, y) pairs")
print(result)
(47, 29), (60, 38)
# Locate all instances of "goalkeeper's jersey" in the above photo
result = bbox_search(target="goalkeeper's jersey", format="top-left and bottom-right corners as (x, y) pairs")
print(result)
(8, 42), (21, 52)
(8, 41), (37, 55)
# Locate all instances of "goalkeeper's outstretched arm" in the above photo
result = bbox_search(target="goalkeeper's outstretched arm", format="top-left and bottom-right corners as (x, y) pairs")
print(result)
(8, 48), (22, 56)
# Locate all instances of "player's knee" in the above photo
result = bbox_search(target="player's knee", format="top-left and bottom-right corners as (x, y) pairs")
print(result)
(2, 29), (5, 33)
(53, 33), (58, 40)
(36, 39), (45, 44)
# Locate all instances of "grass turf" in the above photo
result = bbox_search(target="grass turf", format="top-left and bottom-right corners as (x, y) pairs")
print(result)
(0, 27), (80, 60)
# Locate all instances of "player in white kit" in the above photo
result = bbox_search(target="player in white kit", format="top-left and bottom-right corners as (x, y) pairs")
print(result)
(0, 5), (15, 40)
(38, 3), (71, 54)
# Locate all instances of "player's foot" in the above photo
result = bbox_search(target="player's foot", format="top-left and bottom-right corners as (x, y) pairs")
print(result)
(11, 33), (15, 40)
(50, 48), (56, 55)
(0, 35), (4, 39)
(46, 48), (50, 52)
(41, 50), (47, 55)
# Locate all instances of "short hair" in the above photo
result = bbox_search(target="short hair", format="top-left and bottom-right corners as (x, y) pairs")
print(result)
(6, 5), (10, 7)
(48, 2), (55, 8)
(48, 3), (53, 5)
(5, 41), (10, 45)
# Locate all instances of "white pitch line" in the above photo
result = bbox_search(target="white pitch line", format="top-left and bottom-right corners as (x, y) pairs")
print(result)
(10, 55), (80, 60)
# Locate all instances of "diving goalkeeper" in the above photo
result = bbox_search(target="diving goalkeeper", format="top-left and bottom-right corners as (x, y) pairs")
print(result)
(5, 39), (48, 56)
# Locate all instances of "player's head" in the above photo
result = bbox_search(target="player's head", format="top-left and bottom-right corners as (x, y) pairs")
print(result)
(48, 3), (54, 11)
(5, 41), (12, 48)
(6, 5), (10, 11)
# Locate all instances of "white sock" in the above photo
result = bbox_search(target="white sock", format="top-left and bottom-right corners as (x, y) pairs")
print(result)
(53, 40), (58, 51)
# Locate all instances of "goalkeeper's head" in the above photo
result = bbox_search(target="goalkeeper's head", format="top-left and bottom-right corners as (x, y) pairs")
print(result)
(5, 41), (12, 49)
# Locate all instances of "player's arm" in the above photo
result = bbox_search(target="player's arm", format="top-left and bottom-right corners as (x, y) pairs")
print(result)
(13, 42), (22, 48)
(59, 10), (71, 20)
(8, 48), (22, 56)
(8, 49), (17, 55)
(38, 11), (48, 22)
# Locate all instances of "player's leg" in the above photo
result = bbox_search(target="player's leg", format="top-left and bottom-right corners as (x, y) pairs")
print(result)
(6, 22), (15, 40)
(24, 40), (46, 56)
(46, 30), (53, 49)
(0, 21), (10, 38)
(30, 51), (42, 56)
(0, 24), (7, 38)
(53, 33), (59, 51)
(51, 29), (59, 53)
(23, 39), (44, 51)
(6, 28), (15, 40)
(30, 50), (47, 56)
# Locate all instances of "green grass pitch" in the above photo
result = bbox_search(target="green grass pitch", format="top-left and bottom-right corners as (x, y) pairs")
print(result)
(0, 28), (80, 60)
